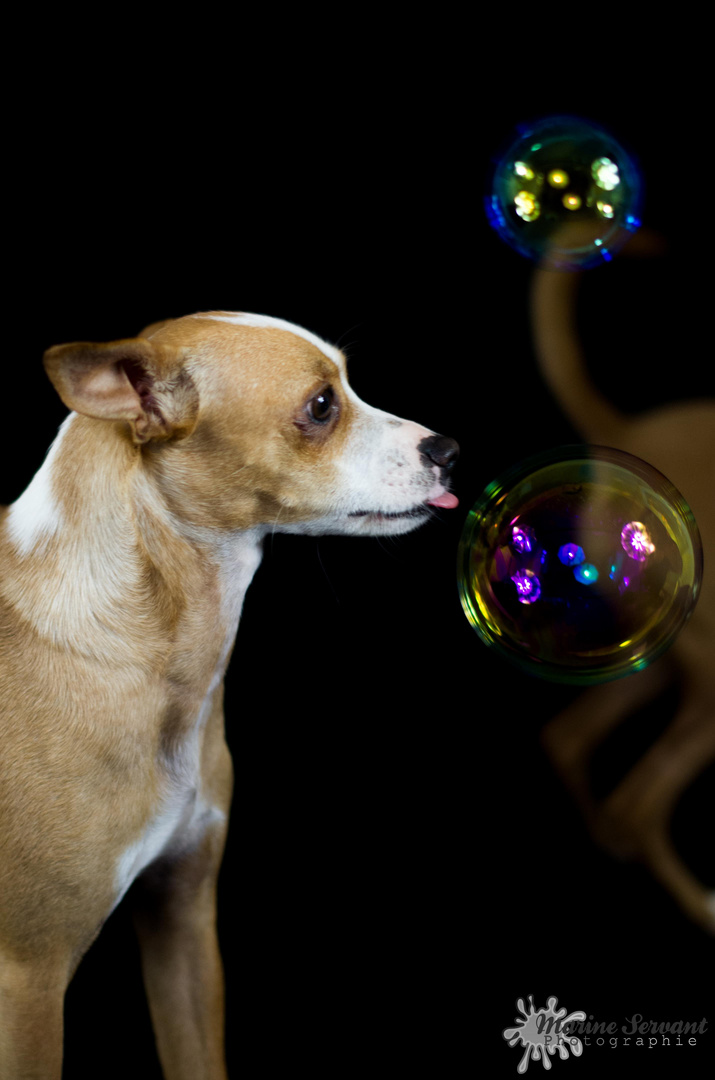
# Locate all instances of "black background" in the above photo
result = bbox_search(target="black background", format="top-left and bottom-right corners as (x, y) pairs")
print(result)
(6, 28), (714, 1078)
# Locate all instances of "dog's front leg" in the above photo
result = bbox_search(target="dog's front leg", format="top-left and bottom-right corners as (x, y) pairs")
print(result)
(132, 831), (229, 1080)
(131, 746), (232, 1080)
(0, 952), (67, 1080)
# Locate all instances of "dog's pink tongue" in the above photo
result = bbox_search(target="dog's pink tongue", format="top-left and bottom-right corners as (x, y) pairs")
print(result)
(427, 492), (459, 509)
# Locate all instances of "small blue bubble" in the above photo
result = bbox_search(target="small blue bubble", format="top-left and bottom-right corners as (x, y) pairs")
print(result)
(558, 543), (585, 566)
(573, 562), (599, 585)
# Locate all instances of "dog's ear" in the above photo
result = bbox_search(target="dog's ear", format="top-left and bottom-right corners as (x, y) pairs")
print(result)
(43, 338), (199, 444)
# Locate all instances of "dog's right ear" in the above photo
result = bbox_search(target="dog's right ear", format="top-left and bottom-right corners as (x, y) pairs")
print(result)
(43, 338), (199, 444)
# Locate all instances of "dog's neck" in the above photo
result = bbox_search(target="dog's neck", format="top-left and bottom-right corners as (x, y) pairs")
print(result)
(2, 413), (264, 704)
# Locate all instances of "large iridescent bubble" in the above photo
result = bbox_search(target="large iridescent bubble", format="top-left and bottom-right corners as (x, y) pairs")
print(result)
(457, 447), (702, 684)
(485, 115), (642, 270)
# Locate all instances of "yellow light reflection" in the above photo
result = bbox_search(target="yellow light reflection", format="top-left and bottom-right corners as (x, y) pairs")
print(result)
(515, 190), (540, 221)
(562, 193), (582, 211)
(592, 156), (620, 191)
(476, 589), (503, 636)
(514, 160), (535, 180)
(548, 169), (569, 188)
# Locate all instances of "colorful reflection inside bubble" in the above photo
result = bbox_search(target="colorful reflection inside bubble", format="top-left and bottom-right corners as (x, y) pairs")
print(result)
(621, 520), (656, 561)
(511, 568), (541, 604)
(457, 447), (702, 684)
(485, 115), (642, 270)
(558, 543), (585, 566)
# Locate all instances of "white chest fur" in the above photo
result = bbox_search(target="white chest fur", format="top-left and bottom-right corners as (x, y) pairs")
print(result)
(112, 778), (227, 911)
(112, 530), (263, 909)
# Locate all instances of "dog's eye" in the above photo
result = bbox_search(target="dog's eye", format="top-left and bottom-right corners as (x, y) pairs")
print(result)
(307, 387), (335, 423)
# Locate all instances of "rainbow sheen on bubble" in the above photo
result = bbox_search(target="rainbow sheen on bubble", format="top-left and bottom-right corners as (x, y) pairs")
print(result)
(485, 116), (642, 270)
(457, 447), (702, 684)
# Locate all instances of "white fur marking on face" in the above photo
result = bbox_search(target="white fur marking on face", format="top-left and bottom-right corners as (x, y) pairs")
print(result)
(195, 312), (345, 368)
(5, 413), (74, 555)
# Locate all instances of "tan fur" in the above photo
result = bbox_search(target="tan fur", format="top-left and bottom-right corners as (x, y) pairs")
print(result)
(0, 312), (458, 1078)
(531, 233), (715, 934)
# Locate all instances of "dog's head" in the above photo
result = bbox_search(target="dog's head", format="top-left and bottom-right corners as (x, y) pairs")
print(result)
(44, 312), (458, 537)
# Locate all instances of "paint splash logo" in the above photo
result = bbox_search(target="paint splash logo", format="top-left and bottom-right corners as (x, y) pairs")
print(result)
(503, 995), (586, 1073)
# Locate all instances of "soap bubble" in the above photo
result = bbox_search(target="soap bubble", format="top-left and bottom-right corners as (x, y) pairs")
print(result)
(485, 115), (643, 270)
(457, 447), (702, 684)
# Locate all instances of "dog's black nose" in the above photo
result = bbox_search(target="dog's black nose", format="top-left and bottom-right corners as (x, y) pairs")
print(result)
(419, 435), (460, 471)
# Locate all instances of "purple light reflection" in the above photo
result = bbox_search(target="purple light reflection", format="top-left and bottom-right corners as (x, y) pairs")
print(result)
(511, 523), (536, 554)
(511, 569), (541, 604)
(621, 521), (655, 562)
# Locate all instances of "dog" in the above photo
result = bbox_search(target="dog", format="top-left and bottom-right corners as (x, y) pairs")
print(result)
(530, 229), (715, 934)
(0, 310), (459, 1078)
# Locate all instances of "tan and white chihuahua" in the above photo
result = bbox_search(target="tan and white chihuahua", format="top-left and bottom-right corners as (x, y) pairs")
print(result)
(0, 311), (459, 1079)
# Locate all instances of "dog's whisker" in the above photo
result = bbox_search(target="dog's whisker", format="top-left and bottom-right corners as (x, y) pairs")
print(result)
(314, 541), (341, 605)
(334, 322), (362, 355)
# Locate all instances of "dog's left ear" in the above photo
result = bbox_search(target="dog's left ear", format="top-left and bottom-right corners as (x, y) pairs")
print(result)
(43, 338), (199, 444)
